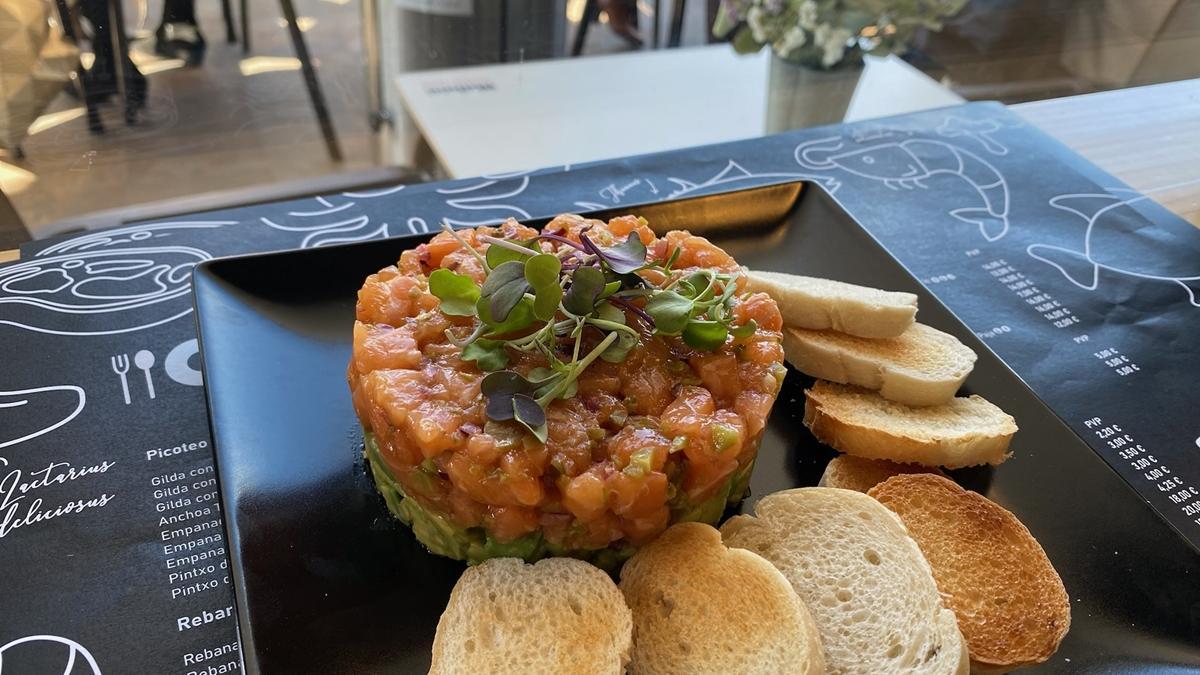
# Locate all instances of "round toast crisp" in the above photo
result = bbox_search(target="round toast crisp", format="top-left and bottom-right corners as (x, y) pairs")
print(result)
(868, 474), (1071, 672)
(618, 522), (825, 675)
(430, 558), (632, 674)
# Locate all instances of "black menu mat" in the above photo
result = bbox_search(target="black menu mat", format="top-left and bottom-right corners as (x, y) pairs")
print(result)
(1, 101), (1198, 673)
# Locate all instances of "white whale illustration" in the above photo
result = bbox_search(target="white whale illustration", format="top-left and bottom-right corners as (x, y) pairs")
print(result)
(795, 136), (1011, 241)
(0, 247), (209, 336)
(1029, 191), (1200, 307)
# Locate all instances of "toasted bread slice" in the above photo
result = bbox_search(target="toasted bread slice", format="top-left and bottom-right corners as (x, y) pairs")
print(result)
(747, 270), (918, 338)
(783, 323), (976, 406)
(430, 557), (632, 675)
(618, 522), (824, 675)
(804, 382), (1016, 468)
(868, 474), (1070, 672)
(819, 454), (944, 492)
(721, 488), (968, 675)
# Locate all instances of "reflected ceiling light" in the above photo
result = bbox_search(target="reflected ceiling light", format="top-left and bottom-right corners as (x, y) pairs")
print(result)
(239, 56), (302, 76)
(320, 0), (350, 5)
(27, 107), (86, 135)
(0, 160), (36, 195)
(276, 16), (317, 31)
(129, 48), (186, 74)
(566, 0), (585, 23)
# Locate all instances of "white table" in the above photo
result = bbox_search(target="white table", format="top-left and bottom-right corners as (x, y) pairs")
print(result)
(394, 46), (963, 178)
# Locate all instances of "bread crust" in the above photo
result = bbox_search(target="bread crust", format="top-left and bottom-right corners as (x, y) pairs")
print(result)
(783, 324), (975, 407)
(803, 383), (1015, 469)
(819, 454), (944, 492)
(868, 475), (1071, 672)
(746, 271), (918, 339)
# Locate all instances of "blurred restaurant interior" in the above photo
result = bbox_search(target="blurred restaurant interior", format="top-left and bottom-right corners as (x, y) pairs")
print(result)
(1, 0), (1199, 243)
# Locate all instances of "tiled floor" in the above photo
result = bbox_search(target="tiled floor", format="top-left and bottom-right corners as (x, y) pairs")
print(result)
(3, 0), (1199, 239)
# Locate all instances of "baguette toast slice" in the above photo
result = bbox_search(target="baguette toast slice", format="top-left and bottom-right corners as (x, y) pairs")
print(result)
(804, 381), (1016, 468)
(783, 323), (976, 406)
(619, 522), (824, 675)
(746, 270), (918, 338)
(819, 454), (944, 492)
(430, 557), (632, 675)
(721, 488), (968, 675)
(868, 474), (1071, 673)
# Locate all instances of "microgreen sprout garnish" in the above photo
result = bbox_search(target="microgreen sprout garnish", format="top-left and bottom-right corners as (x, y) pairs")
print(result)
(428, 221), (756, 440)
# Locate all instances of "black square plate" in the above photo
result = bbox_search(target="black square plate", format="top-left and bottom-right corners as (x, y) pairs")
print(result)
(194, 184), (1200, 674)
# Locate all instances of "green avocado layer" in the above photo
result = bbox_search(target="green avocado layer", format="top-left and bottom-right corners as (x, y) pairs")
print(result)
(364, 431), (755, 569)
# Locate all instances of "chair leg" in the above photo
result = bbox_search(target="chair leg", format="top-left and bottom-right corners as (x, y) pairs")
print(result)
(668, 0), (685, 47)
(240, 0), (251, 53)
(106, 0), (137, 124)
(652, 0), (661, 48)
(279, 0), (342, 161)
(571, 0), (599, 57)
(220, 0), (237, 42)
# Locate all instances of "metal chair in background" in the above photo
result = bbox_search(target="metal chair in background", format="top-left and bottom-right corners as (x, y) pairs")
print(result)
(234, 0), (342, 161)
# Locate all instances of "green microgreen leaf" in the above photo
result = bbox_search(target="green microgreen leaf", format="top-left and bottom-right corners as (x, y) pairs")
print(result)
(598, 235), (648, 274)
(428, 268), (480, 317)
(533, 285), (562, 322)
(524, 253), (561, 288)
(481, 261), (531, 322)
(563, 266), (606, 316)
(601, 329), (638, 363)
(485, 237), (538, 269)
(645, 291), (694, 335)
(599, 280), (622, 299)
(683, 320), (728, 350)
(595, 301), (626, 325)
(512, 394), (548, 442)
(461, 338), (508, 371)
(525, 254), (563, 322)
(478, 295), (535, 336)
(730, 319), (758, 339)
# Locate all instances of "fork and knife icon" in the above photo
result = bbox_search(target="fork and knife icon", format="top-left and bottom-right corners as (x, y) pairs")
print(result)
(110, 350), (156, 405)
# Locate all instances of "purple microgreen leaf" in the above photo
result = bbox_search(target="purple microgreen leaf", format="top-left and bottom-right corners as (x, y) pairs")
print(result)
(562, 266), (606, 316)
(480, 261), (531, 322)
(485, 394), (516, 421)
(481, 370), (535, 397)
(511, 394), (548, 443)
(598, 234), (648, 274)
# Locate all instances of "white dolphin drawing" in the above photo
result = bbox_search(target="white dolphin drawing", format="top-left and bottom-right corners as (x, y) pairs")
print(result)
(936, 116), (1009, 155)
(0, 386), (86, 450)
(1029, 191), (1200, 307)
(795, 136), (1011, 241)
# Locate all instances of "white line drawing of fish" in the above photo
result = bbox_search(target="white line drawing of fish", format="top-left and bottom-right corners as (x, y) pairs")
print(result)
(0, 635), (100, 674)
(666, 159), (840, 199)
(0, 386), (86, 450)
(1028, 186), (1200, 307)
(795, 136), (1011, 241)
(936, 116), (1009, 155)
(36, 221), (231, 256)
(0, 247), (209, 336)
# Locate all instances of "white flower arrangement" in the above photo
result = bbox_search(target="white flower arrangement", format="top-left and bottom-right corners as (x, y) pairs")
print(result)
(713, 0), (966, 69)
